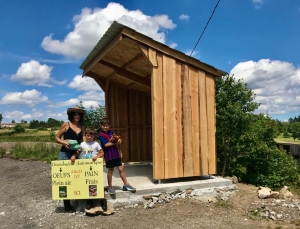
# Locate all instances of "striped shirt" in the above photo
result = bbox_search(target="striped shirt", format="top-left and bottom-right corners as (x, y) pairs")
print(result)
(99, 130), (120, 161)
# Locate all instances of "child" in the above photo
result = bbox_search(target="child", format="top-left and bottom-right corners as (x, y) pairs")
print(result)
(71, 126), (107, 211)
(99, 117), (136, 194)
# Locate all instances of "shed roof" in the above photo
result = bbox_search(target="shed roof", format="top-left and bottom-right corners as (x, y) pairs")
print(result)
(80, 21), (227, 77)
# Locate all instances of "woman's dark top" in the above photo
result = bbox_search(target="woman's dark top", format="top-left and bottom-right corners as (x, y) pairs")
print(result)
(60, 123), (83, 153)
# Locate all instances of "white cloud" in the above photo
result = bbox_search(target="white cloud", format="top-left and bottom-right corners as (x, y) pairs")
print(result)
(252, 0), (264, 9)
(179, 14), (189, 21)
(41, 2), (176, 59)
(168, 41), (177, 49)
(4, 111), (32, 120)
(48, 75), (104, 109)
(78, 91), (105, 101)
(10, 60), (66, 87)
(230, 59), (300, 115)
(68, 75), (101, 91)
(0, 89), (48, 106)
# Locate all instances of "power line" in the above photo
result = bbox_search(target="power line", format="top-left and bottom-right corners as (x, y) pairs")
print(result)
(190, 0), (221, 56)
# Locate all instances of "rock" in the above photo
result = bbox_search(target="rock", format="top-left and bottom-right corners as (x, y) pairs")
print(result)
(185, 189), (193, 195)
(152, 197), (158, 203)
(258, 187), (272, 199)
(143, 195), (152, 200)
(224, 176), (238, 184)
(269, 191), (279, 199)
(279, 186), (293, 201)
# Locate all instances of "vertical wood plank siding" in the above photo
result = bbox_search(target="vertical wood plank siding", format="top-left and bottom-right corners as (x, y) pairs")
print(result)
(152, 53), (165, 179)
(151, 53), (216, 179)
(105, 49), (216, 179)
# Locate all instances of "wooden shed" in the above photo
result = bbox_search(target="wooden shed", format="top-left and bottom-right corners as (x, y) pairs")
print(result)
(80, 21), (226, 180)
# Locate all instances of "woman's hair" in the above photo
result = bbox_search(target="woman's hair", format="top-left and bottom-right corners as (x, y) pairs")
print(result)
(68, 112), (84, 123)
(85, 126), (96, 135)
(100, 117), (110, 126)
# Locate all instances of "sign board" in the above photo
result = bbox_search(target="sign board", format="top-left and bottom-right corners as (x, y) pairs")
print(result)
(51, 159), (104, 200)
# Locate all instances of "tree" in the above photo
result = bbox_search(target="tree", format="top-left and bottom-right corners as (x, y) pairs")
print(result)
(11, 120), (16, 123)
(78, 101), (106, 129)
(288, 122), (300, 140)
(0, 113), (2, 124)
(215, 75), (259, 176)
(216, 75), (298, 189)
(14, 124), (25, 133)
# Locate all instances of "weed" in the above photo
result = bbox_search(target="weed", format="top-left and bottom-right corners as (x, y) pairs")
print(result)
(0, 147), (6, 157)
(215, 194), (232, 208)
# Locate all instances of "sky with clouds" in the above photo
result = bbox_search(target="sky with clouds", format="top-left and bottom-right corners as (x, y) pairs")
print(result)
(0, 0), (299, 123)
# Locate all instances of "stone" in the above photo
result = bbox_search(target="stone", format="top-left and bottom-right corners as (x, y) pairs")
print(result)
(269, 191), (279, 199)
(279, 186), (293, 201)
(257, 187), (272, 199)
(143, 195), (152, 200)
(185, 189), (193, 195)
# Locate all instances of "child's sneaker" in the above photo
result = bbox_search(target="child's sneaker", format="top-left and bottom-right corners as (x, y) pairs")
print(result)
(107, 186), (115, 194)
(123, 185), (136, 192)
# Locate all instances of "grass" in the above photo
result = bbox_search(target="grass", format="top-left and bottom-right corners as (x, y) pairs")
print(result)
(274, 133), (300, 144)
(0, 128), (59, 162)
(1, 142), (60, 163)
(0, 129), (56, 142)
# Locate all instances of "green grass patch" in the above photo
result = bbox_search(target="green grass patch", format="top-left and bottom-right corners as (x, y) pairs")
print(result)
(10, 142), (60, 163)
(275, 133), (300, 144)
(0, 129), (57, 142)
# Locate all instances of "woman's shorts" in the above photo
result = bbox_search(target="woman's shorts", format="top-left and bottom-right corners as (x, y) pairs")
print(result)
(105, 158), (122, 168)
(59, 151), (74, 160)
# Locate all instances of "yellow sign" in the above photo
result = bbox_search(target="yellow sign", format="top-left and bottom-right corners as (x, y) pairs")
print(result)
(51, 159), (104, 200)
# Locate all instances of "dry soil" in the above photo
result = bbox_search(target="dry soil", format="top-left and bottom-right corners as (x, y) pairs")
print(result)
(1, 157), (300, 229)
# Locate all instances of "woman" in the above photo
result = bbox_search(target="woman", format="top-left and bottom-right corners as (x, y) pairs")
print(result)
(55, 106), (86, 213)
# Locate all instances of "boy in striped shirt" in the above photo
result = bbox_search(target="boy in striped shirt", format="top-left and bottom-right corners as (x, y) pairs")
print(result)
(99, 117), (135, 194)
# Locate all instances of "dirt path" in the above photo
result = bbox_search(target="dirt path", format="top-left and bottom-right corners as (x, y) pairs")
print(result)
(0, 158), (299, 229)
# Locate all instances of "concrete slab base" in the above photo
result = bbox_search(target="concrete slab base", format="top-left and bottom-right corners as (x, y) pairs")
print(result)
(102, 164), (234, 207)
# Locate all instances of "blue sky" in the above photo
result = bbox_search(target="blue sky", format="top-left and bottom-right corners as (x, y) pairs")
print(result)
(0, 0), (300, 123)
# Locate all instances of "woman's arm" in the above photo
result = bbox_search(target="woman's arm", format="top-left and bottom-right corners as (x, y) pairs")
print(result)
(55, 122), (70, 149)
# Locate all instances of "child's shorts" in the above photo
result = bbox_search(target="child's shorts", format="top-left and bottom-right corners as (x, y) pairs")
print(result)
(105, 158), (122, 168)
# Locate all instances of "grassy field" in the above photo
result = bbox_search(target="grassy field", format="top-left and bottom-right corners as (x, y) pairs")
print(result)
(0, 129), (56, 142)
(274, 133), (300, 144)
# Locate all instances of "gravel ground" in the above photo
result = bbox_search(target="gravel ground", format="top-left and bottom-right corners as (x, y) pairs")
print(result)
(1, 157), (300, 229)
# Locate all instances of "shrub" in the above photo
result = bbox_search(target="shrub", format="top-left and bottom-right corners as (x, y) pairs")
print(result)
(239, 146), (298, 190)
(14, 124), (25, 133)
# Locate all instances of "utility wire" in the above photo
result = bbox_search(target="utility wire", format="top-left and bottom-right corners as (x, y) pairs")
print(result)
(190, 0), (221, 56)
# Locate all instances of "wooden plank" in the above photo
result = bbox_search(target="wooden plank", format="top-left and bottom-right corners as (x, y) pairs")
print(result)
(146, 94), (153, 161)
(152, 53), (164, 179)
(118, 86), (128, 162)
(121, 53), (144, 69)
(99, 60), (151, 88)
(140, 94), (148, 160)
(163, 55), (177, 178)
(206, 74), (216, 174)
(82, 32), (123, 76)
(148, 48), (158, 67)
(122, 29), (226, 76)
(176, 62), (184, 177)
(138, 44), (148, 57)
(189, 67), (200, 175)
(199, 71), (208, 175)
(182, 64), (193, 177)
